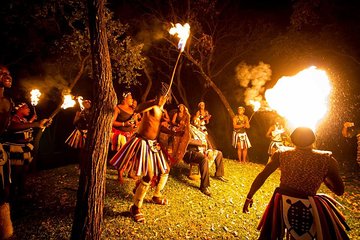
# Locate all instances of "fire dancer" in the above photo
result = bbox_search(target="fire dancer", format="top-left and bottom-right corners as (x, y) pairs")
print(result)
(342, 122), (360, 167)
(3, 102), (50, 197)
(243, 127), (350, 240)
(109, 94), (170, 223)
(65, 99), (91, 149)
(232, 106), (251, 162)
(111, 92), (136, 151)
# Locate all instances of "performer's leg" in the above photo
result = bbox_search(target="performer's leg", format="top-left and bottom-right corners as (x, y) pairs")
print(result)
(133, 177), (150, 208)
(152, 173), (169, 205)
(130, 176), (150, 222)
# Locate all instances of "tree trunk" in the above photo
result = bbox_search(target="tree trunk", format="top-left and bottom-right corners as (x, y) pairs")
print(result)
(71, 0), (116, 239)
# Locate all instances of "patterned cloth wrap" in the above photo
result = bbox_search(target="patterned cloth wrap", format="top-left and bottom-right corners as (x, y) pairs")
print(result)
(258, 188), (350, 240)
(109, 133), (169, 183)
(110, 128), (134, 151)
(65, 129), (87, 149)
(2, 128), (34, 167)
(232, 131), (251, 149)
(2, 142), (33, 166)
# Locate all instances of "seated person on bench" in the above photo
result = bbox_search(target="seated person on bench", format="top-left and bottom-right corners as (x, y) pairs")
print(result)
(183, 125), (228, 197)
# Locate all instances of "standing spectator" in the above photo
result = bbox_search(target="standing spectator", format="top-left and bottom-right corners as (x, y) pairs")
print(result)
(232, 106), (251, 163)
(171, 104), (189, 156)
(109, 95), (170, 223)
(342, 121), (360, 167)
(243, 127), (350, 240)
(3, 102), (50, 197)
(0, 65), (13, 239)
(266, 117), (287, 156)
(111, 92), (136, 151)
(193, 101), (211, 134)
(65, 99), (91, 149)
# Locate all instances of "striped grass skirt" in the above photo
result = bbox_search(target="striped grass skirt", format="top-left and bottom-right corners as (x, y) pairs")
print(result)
(109, 134), (169, 182)
(65, 129), (87, 149)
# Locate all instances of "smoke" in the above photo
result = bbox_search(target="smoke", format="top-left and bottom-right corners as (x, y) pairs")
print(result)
(18, 73), (70, 104)
(135, 18), (166, 51)
(235, 61), (272, 106)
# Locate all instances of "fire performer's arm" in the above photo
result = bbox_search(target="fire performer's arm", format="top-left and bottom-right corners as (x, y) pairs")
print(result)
(243, 152), (280, 213)
(134, 99), (158, 114)
(323, 156), (344, 196)
(9, 118), (51, 130)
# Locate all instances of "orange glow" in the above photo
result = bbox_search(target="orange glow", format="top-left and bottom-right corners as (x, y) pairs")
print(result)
(169, 23), (190, 52)
(265, 66), (331, 130)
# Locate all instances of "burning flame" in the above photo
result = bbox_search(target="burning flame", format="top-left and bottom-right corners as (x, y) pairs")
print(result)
(169, 23), (190, 52)
(249, 100), (261, 112)
(77, 96), (84, 111)
(265, 66), (331, 130)
(30, 89), (41, 106)
(61, 94), (76, 109)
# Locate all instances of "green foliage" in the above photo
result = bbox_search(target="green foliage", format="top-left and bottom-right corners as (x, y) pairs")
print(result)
(11, 160), (360, 239)
(35, 0), (145, 86)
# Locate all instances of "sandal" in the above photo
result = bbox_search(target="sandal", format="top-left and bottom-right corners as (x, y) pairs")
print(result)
(130, 205), (145, 223)
(152, 196), (168, 205)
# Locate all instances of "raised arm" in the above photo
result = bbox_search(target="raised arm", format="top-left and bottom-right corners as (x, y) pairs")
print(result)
(243, 152), (280, 213)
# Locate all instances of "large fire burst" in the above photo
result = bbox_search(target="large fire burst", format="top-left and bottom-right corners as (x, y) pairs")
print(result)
(265, 66), (331, 130)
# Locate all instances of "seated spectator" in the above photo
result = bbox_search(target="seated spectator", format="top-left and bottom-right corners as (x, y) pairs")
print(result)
(182, 124), (228, 197)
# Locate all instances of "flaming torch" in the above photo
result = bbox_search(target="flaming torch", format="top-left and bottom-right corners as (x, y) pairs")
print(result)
(265, 66), (331, 131)
(165, 23), (190, 97)
(30, 89), (41, 115)
(48, 94), (77, 119)
(249, 100), (261, 121)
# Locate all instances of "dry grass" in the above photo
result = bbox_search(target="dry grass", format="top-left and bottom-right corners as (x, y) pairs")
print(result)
(10, 159), (360, 239)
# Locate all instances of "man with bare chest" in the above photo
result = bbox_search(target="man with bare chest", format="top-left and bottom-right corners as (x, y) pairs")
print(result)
(110, 95), (170, 222)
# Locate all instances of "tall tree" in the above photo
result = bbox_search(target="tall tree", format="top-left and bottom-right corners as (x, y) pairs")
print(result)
(71, 0), (116, 239)
(131, 0), (275, 118)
